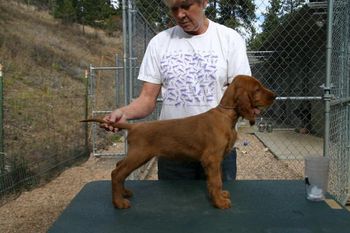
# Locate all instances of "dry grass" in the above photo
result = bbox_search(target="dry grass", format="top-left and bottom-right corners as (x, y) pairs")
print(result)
(0, 1), (122, 102)
(0, 1), (122, 66)
(0, 0), (123, 207)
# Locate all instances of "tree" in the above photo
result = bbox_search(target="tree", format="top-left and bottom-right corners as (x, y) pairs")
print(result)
(206, 0), (219, 20)
(78, 0), (109, 27)
(136, 0), (172, 31)
(52, 0), (120, 30)
(24, 0), (53, 10)
(216, 0), (257, 38)
(262, 0), (282, 34)
(54, 0), (76, 24)
(281, 0), (306, 14)
(250, 0), (308, 49)
(136, 0), (257, 36)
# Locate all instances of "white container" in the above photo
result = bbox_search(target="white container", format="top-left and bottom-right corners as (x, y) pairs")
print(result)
(304, 157), (330, 201)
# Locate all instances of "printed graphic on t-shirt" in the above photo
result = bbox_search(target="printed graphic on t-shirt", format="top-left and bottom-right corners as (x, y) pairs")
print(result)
(160, 52), (218, 107)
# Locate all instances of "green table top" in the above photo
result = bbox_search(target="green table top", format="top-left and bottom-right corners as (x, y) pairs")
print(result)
(48, 180), (350, 233)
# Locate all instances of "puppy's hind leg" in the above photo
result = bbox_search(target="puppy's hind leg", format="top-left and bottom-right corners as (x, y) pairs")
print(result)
(114, 160), (133, 198)
(111, 148), (153, 209)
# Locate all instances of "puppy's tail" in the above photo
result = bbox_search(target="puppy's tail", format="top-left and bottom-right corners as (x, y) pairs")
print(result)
(80, 118), (132, 130)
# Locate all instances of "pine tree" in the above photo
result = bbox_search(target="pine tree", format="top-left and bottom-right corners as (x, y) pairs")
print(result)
(262, 0), (282, 34)
(216, 0), (256, 38)
(281, 0), (306, 14)
(136, 0), (172, 31)
(206, 0), (219, 21)
(54, 0), (77, 24)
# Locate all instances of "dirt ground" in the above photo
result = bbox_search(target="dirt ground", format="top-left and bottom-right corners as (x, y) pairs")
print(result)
(0, 133), (303, 233)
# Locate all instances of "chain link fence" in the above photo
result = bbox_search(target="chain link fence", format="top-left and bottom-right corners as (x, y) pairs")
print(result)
(0, 0), (348, 207)
(87, 56), (159, 179)
(88, 58), (126, 157)
(327, 0), (350, 205)
(119, 0), (350, 205)
(0, 65), (89, 201)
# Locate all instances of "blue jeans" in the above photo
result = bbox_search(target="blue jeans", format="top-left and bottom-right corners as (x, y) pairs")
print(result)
(158, 149), (237, 181)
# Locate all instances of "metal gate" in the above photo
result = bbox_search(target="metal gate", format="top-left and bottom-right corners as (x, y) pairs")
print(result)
(88, 56), (156, 179)
(88, 56), (126, 157)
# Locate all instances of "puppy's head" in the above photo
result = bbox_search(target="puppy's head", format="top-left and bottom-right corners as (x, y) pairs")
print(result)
(233, 76), (276, 125)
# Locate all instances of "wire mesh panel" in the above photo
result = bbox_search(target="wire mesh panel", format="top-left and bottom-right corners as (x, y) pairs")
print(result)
(0, 86), (88, 199)
(88, 59), (126, 157)
(328, 0), (350, 205)
(122, 0), (350, 203)
(122, 0), (164, 122)
(87, 57), (156, 179)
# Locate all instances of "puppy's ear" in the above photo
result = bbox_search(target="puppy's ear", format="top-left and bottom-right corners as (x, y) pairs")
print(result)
(237, 90), (256, 125)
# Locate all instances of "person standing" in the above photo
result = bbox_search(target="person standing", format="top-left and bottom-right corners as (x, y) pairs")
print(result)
(102, 0), (251, 180)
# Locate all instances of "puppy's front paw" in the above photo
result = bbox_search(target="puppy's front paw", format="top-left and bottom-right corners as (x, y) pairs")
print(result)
(214, 198), (231, 209)
(122, 188), (133, 198)
(221, 190), (230, 199)
(113, 198), (131, 209)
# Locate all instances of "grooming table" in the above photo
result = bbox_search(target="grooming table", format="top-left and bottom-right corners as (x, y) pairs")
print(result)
(48, 180), (350, 233)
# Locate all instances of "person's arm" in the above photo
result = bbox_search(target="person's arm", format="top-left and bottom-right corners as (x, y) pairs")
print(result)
(102, 82), (161, 131)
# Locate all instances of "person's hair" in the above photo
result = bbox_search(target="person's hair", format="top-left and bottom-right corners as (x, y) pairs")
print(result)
(164, 0), (204, 7)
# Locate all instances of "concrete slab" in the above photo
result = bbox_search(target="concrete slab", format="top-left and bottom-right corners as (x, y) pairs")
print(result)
(254, 129), (323, 160)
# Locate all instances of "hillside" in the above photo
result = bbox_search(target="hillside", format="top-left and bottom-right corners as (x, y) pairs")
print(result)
(0, 1), (123, 196)
(0, 1), (122, 91)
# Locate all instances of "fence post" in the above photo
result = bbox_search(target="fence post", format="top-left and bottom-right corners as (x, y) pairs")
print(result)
(323, 0), (334, 158)
(0, 64), (4, 173)
(84, 69), (89, 152)
(122, 0), (129, 105)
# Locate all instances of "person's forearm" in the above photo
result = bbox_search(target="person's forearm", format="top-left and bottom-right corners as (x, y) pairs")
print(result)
(118, 97), (156, 120)
(111, 82), (160, 122)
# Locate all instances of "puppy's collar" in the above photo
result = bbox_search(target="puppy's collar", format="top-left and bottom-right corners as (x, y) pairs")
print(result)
(218, 104), (235, 110)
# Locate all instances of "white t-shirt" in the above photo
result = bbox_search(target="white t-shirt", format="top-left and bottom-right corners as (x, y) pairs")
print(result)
(138, 20), (251, 120)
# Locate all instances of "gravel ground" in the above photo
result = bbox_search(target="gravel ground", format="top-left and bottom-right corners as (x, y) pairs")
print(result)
(0, 133), (304, 233)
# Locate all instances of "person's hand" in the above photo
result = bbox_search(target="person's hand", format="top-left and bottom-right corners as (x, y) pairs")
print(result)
(101, 109), (127, 132)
